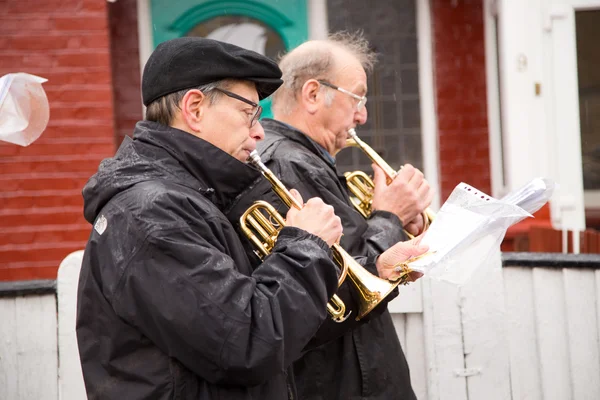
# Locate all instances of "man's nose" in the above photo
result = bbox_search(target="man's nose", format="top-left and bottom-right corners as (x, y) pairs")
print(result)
(355, 106), (368, 125)
(251, 120), (265, 140)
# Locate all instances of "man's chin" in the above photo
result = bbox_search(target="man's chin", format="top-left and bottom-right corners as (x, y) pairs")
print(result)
(332, 141), (348, 155)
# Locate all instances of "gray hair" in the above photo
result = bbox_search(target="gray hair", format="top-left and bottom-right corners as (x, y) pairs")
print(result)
(272, 31), (377, 116)
(145, 80), (229, 125)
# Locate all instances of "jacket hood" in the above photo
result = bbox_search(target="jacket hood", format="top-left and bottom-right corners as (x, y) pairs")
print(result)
(82, 121), (261, 223)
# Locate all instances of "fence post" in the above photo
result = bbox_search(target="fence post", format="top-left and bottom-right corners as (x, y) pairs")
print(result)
(57, 250), (87, 400)
(422, 242), (511, 399)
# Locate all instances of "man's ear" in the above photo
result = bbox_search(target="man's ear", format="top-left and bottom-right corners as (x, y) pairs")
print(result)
(301, 79), (322, 114)
(180, 89), (205, 132)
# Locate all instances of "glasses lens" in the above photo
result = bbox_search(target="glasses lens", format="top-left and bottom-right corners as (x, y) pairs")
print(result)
(358, 97), (367, 111)
(251, 106), (263, 127)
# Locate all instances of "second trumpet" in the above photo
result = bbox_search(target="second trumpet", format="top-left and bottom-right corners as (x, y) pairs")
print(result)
(344, 128), (435, 238)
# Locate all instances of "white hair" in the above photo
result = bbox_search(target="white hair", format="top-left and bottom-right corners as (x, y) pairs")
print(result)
(272, 31), (377, 116)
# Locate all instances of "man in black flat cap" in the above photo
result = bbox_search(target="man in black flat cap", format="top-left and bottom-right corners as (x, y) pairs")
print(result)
(75, 37), (348, 400)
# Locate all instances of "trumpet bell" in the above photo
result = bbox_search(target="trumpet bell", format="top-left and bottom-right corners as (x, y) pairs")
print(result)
(348, 263), (401, 320)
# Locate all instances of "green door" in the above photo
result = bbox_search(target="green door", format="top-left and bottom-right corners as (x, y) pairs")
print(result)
(150, 0), (308, 117)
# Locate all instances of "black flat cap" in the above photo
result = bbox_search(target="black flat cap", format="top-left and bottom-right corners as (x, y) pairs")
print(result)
(142, 37), (283, 106)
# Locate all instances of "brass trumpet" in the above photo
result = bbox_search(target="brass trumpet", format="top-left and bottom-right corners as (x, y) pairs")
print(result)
(344, 128), (435, 239)
(243, 150), (403, 321)
(240, 200), (350, 323)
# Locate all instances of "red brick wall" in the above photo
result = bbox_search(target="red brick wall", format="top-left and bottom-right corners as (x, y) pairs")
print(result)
(108, 0), (143, 145)
(431, 0), (491, 200)
(0, 0), (116, 280)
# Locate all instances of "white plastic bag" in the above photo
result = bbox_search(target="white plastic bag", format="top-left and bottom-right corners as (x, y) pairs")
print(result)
(0, 73), (49, 146)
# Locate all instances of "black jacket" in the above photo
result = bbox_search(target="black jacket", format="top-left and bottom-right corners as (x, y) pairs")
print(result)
(76, 121), (340, 400)
(235, 118), (418, 400)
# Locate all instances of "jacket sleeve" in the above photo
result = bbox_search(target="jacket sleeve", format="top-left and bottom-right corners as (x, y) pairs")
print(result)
(364, 210), (408, 257)
(110, 221), (339, 387)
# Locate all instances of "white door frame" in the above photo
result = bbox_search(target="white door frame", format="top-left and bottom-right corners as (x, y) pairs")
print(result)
(492, 0), (598, 252)
(418, 0), (441, 212)
(542, 0), (600, 251)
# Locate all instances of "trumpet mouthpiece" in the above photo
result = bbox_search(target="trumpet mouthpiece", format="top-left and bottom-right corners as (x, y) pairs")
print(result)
(248, 150), (261, 164)
(347, 128), (358, 139)
(248, 150), (269, 172)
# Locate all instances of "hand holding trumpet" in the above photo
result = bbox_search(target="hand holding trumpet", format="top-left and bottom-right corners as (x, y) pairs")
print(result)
(376, 236), (429, 282)
(371, 163), (434, 237)
(285, 189), (343, 247)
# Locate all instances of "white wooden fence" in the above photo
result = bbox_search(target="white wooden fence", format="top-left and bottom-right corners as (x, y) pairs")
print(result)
(1, 250), (599, 400)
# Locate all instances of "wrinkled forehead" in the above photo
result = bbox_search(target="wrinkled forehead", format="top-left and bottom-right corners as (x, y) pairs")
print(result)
(330, 50), (368, 93)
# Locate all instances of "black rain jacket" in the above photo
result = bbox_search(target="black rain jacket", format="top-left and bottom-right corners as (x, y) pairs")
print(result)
(228, 118), (417, 400)
(76, 121), (340, 400)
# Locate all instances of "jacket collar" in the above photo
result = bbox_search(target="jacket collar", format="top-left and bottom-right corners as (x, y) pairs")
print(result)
(133, 121), (262, 210)
(260, 118), (336, 168)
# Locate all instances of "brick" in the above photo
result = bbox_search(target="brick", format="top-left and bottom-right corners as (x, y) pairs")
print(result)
(438, 116), (464, 131)
(0, 17), (53, 32)
(82, 0), (107, 12)
(40, 70), (111, 85)
(0, 144), (20, 157)
(436, 84), (463, 102)
(42, 125), (114, 139)
(0, 141), (114, 158)
(7, 35), (72, 51)
(4, 54), (56, 68)
(54, 52), (111, 68)
(54, 15), (109, 31)
(0, 158), (104, 175)
(7, 0), (83, 14)
(50, 106), (114, 121)
(0, 190), (83, 209)
(79, 34), (110, 49)
(0, 225), (90, 246)
(0, 243), (85, 266)
(45, 87), (113, 103)
(0, 176), (90, 192)
(0, 208), (85, 228)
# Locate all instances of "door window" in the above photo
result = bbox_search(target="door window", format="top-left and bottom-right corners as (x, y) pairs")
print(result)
(187, 16), (286, 60)
(575, 9), (600, 227)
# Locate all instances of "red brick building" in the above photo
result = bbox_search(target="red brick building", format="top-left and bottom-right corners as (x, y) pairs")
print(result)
(1, 0), (596, 281)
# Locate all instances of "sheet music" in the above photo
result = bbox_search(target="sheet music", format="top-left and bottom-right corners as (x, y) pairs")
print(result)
(500, 177), (555, 214)
(408, 182), (535, 275)
(409, 183), (497, 271)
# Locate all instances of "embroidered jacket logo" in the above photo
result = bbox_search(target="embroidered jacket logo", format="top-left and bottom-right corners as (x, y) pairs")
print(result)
(94, 215), (108, 235)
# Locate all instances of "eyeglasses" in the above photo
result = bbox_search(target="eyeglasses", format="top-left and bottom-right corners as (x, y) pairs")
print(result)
(317, 80), (367, 111)
(212, 88), (263, 128)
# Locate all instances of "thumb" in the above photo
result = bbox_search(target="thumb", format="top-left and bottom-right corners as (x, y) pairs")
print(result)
(388, 237), (428, 259)
(289, 188), (304, 209)
(408, 235), (428, 250)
